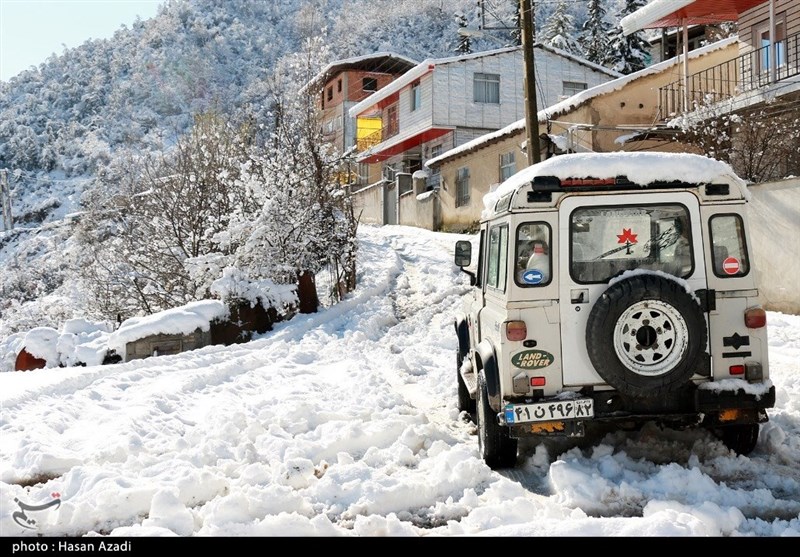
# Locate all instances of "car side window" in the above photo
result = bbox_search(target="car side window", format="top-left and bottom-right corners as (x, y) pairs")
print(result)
(710, 214), (750, 277)
(515, 223), (551, 287)
(486, 224), (508, 292)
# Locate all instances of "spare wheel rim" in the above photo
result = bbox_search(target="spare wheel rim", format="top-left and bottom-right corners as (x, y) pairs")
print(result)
(613, 299), (689, 377)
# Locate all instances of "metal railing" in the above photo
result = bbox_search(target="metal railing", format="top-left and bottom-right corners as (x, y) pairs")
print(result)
(355, 119), (399, 152)
(659, 32), (800, 118)
(356, 129), (382, 151)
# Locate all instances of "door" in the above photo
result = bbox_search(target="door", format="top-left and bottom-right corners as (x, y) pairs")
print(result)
(558, 192), (707, 387)
(384, 182), (397, 225)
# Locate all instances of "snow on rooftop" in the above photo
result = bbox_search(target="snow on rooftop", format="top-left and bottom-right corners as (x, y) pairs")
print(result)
(107, 300), (229, 355)
(302, 52), (419, 94)
(427, 37), (738, 167)
(349, 46), (522, 118)
(483, 151), (749, 216)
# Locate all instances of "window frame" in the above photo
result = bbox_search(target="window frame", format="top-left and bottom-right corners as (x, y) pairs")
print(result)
(473, 72), (500, 104)
(410, 81), (421, 111)
(455, 166), (470, 208)
(363, 77), (378, 92)
(562, 80), (588, 97)
(499, 151), (516, 182)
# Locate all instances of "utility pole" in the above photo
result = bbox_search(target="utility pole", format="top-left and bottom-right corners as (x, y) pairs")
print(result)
(1, 168), (12, 232)
(520, 0), (541, 165)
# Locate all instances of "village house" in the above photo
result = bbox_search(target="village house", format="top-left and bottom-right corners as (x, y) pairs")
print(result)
(345, 45), (620, 229)
(623, 0), (799, 122)
(303, 52), (418, 184)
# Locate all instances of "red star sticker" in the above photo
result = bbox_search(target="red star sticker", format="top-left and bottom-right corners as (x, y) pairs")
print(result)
(617, 228), (638, 244)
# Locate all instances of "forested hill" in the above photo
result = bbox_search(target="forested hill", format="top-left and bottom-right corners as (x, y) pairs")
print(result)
(0, 0), (506, 184)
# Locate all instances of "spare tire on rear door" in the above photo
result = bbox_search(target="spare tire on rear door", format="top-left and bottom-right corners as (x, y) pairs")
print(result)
(586, 274), (707, 399)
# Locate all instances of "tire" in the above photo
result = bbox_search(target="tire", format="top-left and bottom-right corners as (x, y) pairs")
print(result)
(717, 423), (760, 455)
(457, 352), (476, 416)
(586, 274), (707, 399)
(477, 375), (517, 469)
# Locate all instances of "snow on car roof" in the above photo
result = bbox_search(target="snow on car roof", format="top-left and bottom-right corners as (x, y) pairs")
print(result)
(490, 152), (750, 205)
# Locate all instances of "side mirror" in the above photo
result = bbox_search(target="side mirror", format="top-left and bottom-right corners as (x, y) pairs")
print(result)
(454, 240), (472, 267)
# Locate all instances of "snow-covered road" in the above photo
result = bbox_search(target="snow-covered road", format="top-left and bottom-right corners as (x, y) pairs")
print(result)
(2, 224), (799, 537)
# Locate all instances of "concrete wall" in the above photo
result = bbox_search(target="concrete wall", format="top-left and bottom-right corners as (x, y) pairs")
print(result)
(398, 190), (439, 230)
(125, 328), (211, 362)
(747, 177), (800, 315)
(352, 182), (385, 225)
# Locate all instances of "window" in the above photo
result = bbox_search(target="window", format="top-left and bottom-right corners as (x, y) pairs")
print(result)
(456, 167), (470, 207)
(500, 152), (516, 182)
(473, 73), (500, 104)
(755, 17), (786, 73)
(337, 79), (342, 93)
(486, 224), (508, 291)
(428, 144), (442, 189)
(363, 77), (378, 92)
(710, 214), (750, 277)
(562, 81), (587, 97)
(327, 86), (333, 102)
(385, 105), (399, 137)
(515, 223), (551, 287)
(410, 81), (421, 111)
(569, 204), (693, 283)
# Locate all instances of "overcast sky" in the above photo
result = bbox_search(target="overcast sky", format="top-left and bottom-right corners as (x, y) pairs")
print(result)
(0, 0), (162, 81)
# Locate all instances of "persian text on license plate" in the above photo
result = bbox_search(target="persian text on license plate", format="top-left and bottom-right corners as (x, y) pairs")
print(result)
(504, 398), (594, 424)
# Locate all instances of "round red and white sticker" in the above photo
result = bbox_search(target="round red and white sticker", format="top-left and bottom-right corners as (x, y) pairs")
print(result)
(722, 256), (740, 275)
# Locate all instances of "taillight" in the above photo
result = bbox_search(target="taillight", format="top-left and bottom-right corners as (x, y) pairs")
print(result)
(530, 377), (546, 387)
(729, 365), (745, 376)
(744, 307), (767, 328)
(506, 321), (527, 341)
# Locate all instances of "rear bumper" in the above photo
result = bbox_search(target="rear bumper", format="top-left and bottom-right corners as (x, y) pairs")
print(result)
(505, 383), (775, 438)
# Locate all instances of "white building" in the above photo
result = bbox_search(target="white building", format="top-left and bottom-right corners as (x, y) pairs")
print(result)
(348, 45), (620, 192)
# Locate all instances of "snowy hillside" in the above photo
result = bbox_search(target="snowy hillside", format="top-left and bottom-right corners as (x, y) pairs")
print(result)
(1, 225), (799, 537)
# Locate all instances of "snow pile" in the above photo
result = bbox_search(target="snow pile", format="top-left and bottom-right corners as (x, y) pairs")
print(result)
(56, 319), (114, 368)
(20, 327), (60, 366)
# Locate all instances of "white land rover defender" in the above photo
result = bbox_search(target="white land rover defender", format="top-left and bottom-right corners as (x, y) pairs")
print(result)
(454, 152), (775, 469)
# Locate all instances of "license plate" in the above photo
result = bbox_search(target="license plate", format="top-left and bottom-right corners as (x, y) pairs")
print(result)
(504, 398), (594, 424)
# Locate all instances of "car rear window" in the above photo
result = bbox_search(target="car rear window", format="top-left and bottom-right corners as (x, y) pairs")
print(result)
(570, 204), (693, 283)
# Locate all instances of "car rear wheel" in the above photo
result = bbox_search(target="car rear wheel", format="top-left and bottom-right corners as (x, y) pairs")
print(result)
(477, 375), (517, 469)
(716, 423), (760, 455)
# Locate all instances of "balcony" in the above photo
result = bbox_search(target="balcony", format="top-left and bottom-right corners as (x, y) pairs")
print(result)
(659, 32), (800, 118)
(355, 118), (399, 152)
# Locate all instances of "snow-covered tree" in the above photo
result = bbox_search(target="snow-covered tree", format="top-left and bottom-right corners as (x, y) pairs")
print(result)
(673, 97), (800, 183)
(231, 36), (358, 313)
(605, 0), (650, 74)
(75, 112), (255, 319)
(579, 0), (611, 65)
(454, 13), (472, 54)
(540, 0), (580, 55)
